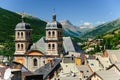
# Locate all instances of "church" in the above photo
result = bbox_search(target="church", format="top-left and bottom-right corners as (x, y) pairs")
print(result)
(14, 13), (83, 71)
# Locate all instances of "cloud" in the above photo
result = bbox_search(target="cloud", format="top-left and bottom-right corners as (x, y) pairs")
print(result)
(96, 21), (105, 25)
(83, 22), (92, 26)
(80, 22), (94, 29)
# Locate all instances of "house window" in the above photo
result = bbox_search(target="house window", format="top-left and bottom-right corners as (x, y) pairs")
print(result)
(48, 44), (51, 49)
(52, 44), (55, 49)
(33, 58), (37, 66)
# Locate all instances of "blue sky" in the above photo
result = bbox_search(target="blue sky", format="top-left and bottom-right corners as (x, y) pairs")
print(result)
(0, 0), (120, 26)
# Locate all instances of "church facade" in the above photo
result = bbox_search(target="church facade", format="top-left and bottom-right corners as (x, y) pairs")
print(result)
(14, 14), (63, 71)
(14, 13), (83, 72)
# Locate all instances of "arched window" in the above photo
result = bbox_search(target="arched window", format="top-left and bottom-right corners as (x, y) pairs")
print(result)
(21, 44), (23, 50)
(52, 31), (55, 37)
(18, 44), (20, 50)
(52, 44), (55, 49)
(48, 31), (51, 36)
(33, 58), (37, 66)
(17, 32), (20, 38)
(48, 44), (51, 49)
(21, 32), (23, 38)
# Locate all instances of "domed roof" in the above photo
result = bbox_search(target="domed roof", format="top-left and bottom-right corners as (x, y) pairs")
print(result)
(46, 13), (62, 29)
(15, 17), (32, 30)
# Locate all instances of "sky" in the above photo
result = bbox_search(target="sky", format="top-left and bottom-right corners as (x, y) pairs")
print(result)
(0, 0), (120, 26)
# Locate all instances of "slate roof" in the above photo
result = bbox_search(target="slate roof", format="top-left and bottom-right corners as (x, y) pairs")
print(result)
(15, 22), (32, 30)
(63, 37), (84, 53)
(46, 14), (62, 29)
(106, 50), (120, 64)
(30, 36), (84, 54)
(34, 58), (61, 79)
(30, 37), (45, 54)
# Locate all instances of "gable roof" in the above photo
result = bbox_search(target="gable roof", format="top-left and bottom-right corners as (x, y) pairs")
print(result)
(106, 50), (120, 64)
(76, 65), (93, 79)
(34, 58), (61, 79)
(63, 37), (84, 53)
(96, 70), (120, 80)
(107, 63), (120, 71)
(88, 70), (120, 80)
(30, 36), (84, 55)
(30, 37), (45, 54)
(87, 59), (103, 72)
(97, 56), (111, 69)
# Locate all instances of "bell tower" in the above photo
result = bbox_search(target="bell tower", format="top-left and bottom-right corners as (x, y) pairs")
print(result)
(45, 13), (63, 56)
(14, 15), (32, 55)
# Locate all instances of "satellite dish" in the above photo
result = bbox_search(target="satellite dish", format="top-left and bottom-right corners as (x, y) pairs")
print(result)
(3, 68), (12, 80)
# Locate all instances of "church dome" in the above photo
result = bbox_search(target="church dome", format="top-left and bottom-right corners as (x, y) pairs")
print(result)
(46, 13), (62, 29)
(15, 17), (32, 30)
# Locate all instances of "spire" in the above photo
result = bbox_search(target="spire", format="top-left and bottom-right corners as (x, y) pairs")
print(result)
(21, 12), (25, 22)
(52, 8), (56, 21)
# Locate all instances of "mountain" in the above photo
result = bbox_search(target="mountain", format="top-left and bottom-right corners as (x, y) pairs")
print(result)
(79, 22), (94, 36)
(60, 20), (81, 37)
(82, 18), (120, 38)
